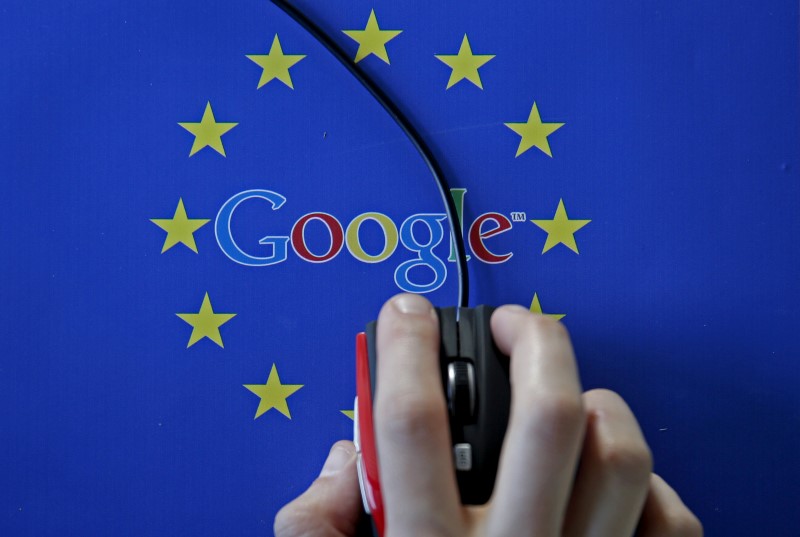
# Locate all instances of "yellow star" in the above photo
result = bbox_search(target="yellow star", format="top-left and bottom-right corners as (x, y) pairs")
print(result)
(435, 34), (495, 89)
(505, 102), (565, 157)
(341, 410), (355, 420)
(529, 293), (565, 321)
(246, 34), (306, 89)
(342, 9), (402, 64)
(244, 364), (304, 419)
(150, 198), (210, 253)
(176, 293), (236, 348)
(531, 199), (590, 254)
(178, 102), (238, 157)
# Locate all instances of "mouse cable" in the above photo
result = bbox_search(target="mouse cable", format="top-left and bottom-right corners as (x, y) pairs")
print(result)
(270, 0), (469, 309)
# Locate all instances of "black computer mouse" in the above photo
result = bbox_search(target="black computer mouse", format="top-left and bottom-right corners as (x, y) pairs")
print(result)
(354, 306), (511, 536)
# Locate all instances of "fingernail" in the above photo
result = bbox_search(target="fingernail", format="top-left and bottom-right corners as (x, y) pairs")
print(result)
(503, 304), (529, 315)
(320, 444), (354, 477)
(393, 293), (431, 315)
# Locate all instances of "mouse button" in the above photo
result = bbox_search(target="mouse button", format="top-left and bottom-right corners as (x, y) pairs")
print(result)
(437, 307), (459, 359)
(471, 305), (499, 374)
(453, 443), (473, 471)
(469, 306), (510, 504)
(456, 307), (477, 361)
(474, 330), (510, 428)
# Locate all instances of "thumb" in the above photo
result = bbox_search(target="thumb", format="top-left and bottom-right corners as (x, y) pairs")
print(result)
(275, 441), (363, 537)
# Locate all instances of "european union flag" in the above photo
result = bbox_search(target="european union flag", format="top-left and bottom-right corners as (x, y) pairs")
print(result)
(2, 0), (798, 535)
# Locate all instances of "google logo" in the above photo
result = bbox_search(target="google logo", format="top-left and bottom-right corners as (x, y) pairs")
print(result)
(215, 188), (514, 293)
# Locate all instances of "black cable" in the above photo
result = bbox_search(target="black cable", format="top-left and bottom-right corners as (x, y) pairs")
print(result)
(270, 0), (469, 308)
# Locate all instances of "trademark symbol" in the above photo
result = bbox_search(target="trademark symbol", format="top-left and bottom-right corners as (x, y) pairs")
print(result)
(510, 211), (527, 222)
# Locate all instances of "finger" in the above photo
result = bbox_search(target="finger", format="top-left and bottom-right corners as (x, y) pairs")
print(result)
(637, 474), (703, 536)
(274, 441), (362, 537)
(486, 306), (585, 537)
(562, 389), (653, 537)
(373, 294), (464, 534)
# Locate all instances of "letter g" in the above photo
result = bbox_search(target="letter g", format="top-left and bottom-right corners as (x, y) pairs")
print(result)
(394, 214), (448, 293)
(215, 189), (289, 266)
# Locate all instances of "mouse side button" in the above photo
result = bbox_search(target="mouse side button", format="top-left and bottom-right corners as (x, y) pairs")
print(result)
(437, 307), (459, 359)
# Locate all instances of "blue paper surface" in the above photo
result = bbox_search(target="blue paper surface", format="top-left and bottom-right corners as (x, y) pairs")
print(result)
(2, 0), (798, 534)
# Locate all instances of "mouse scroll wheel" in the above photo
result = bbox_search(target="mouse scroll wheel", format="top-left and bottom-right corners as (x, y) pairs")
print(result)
(447, 361), (476, 422)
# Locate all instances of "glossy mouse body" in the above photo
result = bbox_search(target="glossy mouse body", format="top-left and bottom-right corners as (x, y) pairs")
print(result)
(354, 306), (511, 536)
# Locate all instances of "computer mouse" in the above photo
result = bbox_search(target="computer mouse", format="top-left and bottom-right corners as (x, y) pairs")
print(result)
(353, 306), (512, 536)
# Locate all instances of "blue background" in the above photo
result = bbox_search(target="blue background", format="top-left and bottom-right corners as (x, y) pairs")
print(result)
(1, 0), (798, 534)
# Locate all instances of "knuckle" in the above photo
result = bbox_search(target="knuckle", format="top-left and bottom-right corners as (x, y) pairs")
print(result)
(536, 393), (585, 424)
(583, 387), (624, 406)
(599, 440), (653, 485)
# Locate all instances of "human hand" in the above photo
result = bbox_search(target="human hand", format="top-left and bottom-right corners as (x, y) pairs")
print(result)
(275, 294), (702, 536)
